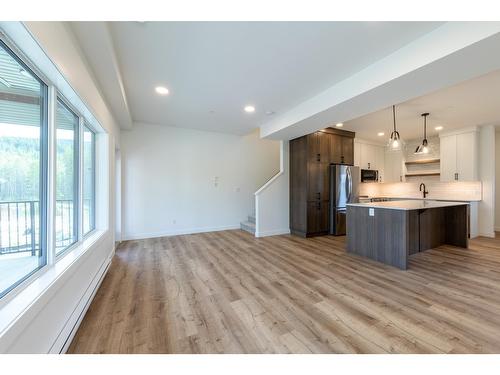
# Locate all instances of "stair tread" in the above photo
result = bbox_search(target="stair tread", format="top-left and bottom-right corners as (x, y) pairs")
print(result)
(240, 220), (256, 235)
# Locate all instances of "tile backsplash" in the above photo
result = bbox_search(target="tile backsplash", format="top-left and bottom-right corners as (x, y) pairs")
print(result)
(359, 181), (482, 202)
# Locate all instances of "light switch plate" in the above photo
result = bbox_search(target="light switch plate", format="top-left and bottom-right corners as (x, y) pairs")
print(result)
(369, 208), (375, 216)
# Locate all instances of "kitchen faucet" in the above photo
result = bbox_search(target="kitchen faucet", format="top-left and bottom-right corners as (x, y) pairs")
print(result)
(419, 183), (429, 198)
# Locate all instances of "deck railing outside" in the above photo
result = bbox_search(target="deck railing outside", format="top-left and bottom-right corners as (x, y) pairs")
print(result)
(0, 199), (87, 255)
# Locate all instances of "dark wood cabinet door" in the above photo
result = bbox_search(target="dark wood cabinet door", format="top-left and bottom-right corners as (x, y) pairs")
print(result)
(289, 137), (308, 234)
(306, 133), (321, 163)
(307, 133), (319, 163)
(306, 202), (319, 233)
(317, 132), (330, 163)
(307, 201), (329, 234)
(341, 136), (354, 165)
(307, 162), (330, 202)
(329, 134), (343, 164)
(307, 132), (330, 163)
(318, 201), (329, 232)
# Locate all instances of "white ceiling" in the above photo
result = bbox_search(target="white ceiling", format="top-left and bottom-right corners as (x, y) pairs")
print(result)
(70, 21), (444, 134)
(344, 68), (500, 143)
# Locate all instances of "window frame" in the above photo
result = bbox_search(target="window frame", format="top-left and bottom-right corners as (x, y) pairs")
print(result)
(0, 27), (109, 302)
(0, 38), (49, 299)
(83, 122), (96, 237)
(54, 96), (81, 257)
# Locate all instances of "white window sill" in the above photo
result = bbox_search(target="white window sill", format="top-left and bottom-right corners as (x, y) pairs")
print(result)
(0, 229), (109, 339)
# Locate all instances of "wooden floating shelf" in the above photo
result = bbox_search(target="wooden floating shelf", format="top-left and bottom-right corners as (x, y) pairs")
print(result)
(405, 159), (440, 165)
(405, 172), (441, 177)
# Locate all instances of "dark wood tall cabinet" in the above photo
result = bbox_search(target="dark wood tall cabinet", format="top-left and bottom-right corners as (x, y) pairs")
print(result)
(290, 128), (355, 237)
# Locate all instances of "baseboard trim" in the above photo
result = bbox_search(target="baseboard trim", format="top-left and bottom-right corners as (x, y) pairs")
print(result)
(256, 229), (291, 237)
(53, 254), (113, 354)
(122, 225), (241, 241)
(478, 231), (496, 238)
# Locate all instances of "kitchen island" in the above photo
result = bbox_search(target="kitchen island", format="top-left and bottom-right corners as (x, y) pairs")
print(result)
(346, 200), (469, 270)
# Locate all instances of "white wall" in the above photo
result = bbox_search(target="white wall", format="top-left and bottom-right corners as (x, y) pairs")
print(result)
(495, 131), (500, 231)
(478, 125), (495, 237)
(121, 123), (280, 239)
(115, 148), (122, 243)
(255, 141), (290, 237)
(0, 22), (119, 353)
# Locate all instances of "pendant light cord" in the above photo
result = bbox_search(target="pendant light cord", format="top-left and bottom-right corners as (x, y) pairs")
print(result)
(421, 113), (429, 139)
(424, 114), (426, 139)
(393, 105), (396, 132)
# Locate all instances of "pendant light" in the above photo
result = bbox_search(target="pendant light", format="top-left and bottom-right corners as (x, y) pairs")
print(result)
(388, 105), (403, 151)
(415, 112), (430, 154)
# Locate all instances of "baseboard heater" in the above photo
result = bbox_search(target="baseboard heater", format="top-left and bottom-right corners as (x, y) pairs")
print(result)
(50, 256), (113, 354)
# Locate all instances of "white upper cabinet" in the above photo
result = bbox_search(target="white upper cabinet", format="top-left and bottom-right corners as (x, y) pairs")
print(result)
(456, 131), (478, 180)
(354, 140), (386, 182)
(440, 129), (478, 181)
(384, 150), (404, 183)
(439, 135), (456, 181)
(354, 141), (361, 167)
(355, 141), (382, 169)
(375, 146), (385, 182)
(360, 144), (377, 170)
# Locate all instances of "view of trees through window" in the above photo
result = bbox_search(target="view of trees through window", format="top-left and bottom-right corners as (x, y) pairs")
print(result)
(55, 99), (79, 254)
(0, 128), (41, 201)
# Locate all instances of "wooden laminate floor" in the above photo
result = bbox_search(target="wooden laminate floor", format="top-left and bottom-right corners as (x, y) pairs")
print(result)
(68, 230), (500, 354)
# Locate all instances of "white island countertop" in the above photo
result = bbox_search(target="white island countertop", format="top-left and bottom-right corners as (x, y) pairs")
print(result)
(360, 195), (477, 202)
(347, 200), (469, 211)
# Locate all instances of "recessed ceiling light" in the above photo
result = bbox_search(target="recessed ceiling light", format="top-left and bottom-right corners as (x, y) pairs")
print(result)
(265, 110), (275, 116)
(335, 123), (343, 128)
(244, 105), (255, 113)
(377, 132), (385, 136)
(155, 86), (169, 95)
(435, 126), (443, 131)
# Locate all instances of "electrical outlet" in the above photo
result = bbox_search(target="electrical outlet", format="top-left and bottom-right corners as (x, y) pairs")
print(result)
(369, 208), (374, 216)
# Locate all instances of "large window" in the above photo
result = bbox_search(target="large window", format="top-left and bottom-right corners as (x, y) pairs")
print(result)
(83, 124), (95, 235)
(55, 99), (79, 255)
(0, 40), (48, 298)
(0, 35), (101, 300)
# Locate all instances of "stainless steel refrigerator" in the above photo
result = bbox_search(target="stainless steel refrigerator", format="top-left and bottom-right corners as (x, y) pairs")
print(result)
(329, 164), (360, 235)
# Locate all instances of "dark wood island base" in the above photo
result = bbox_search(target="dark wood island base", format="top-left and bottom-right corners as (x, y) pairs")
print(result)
(346, 200), (469, 270)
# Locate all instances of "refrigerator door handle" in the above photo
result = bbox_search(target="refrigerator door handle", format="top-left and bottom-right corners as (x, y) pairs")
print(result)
(346, 167), (352, 203)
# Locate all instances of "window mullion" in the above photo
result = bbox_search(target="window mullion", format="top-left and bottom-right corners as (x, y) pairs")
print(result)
(92, 131), (96, 232)
(78, 117), (84, 242)
(46, 86), (57, 265)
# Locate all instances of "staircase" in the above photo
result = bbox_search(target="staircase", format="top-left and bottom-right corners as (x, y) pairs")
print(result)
(240, 213), (256, 235)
